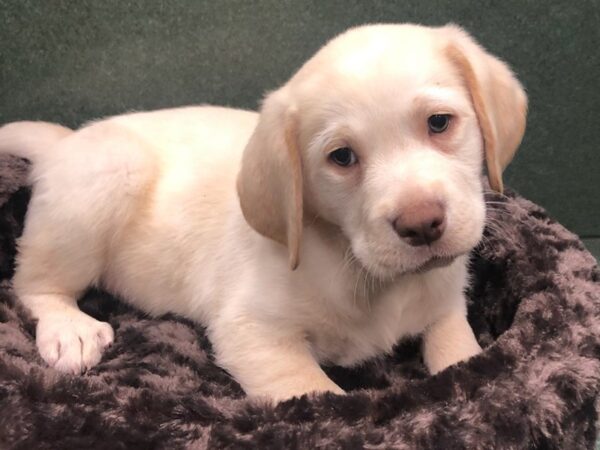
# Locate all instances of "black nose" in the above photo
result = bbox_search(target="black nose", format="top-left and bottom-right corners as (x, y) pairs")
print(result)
(393, 202), (446, 246)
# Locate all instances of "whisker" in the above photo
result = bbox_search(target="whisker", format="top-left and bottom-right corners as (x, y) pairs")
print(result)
(353, 264), (363, 309)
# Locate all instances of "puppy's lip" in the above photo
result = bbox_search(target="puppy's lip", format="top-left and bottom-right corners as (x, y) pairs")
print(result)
(412, 255), (457, 274)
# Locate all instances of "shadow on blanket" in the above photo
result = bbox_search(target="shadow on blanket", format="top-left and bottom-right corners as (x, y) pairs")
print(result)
(0, 155), (598, 449)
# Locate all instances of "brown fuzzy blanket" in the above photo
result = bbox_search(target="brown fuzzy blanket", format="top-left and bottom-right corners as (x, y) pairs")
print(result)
(0, 155), (598, 449)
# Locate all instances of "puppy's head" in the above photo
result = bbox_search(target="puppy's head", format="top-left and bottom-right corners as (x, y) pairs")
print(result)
(238, 24), (527, 277)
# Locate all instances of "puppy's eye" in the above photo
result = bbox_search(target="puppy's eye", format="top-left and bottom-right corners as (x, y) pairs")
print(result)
(329, 147), (357, 167)
(427, 114), (451, 133)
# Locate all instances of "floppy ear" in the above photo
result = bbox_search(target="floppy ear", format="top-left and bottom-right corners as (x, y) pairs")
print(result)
(443, 25), (528, 193)
(237, 89), (303, 269)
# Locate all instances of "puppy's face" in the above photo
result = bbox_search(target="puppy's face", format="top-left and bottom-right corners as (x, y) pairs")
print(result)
(297, 29), (485, 277)
(238, 24), (527, 275)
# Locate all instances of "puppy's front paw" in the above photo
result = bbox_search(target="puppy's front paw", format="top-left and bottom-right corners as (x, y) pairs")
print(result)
(425, 333), (482, 375)
(36, 312), (114, 374)
(255, 377), (345, 404)
(425, 342), (481, 375)
(423, 312), (483, 375)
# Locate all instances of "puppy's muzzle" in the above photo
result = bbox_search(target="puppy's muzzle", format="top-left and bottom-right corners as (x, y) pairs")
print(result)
(393, 201), (446, 246)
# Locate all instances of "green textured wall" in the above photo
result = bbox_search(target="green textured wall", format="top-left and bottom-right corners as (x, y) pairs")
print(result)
(1, 0), (599, 256)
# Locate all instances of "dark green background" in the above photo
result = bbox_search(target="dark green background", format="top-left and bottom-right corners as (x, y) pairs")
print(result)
(1, 0), (599, 258)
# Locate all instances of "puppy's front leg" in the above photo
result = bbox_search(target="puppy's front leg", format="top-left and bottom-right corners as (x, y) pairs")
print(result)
(423, 309), (482, 374)
(211, 322), (343, 402)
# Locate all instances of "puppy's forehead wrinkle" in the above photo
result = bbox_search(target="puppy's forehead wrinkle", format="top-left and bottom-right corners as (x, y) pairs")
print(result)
(413, 86), (473, 111)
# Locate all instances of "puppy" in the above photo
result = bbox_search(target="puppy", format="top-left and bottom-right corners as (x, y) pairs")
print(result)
(0, 24), (526, 402)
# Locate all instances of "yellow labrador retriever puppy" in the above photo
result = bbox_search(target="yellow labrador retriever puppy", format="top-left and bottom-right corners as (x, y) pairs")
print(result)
(0, 24), (526, 402)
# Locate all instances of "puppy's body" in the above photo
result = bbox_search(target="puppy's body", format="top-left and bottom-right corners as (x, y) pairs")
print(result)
(0, 24), (526, 401)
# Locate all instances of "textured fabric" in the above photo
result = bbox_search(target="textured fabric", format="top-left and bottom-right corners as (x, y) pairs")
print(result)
(0, 155), (598, 449)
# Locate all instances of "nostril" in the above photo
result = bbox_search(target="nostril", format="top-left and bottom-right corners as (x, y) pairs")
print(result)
(423, 215), (446, 243)
(394, 219), (418, 239)
(429, 216), (445, 231)
(404, 229), (418, 238)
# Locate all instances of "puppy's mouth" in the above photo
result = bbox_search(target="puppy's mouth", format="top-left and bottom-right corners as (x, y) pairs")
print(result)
(352, 249), (459, 280)
(412, 255), (457, 274)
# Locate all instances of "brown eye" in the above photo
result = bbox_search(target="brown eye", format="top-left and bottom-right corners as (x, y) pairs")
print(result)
(428, 114), (451, 133)
(329, 147), (357, 167)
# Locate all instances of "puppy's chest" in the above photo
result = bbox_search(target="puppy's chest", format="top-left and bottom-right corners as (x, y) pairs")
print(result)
(304, 279), (434, 367)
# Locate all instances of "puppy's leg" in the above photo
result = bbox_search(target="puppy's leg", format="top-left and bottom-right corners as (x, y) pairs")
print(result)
(13, 190), (115, 373)
(422, 309), (482, 374)
(13, 124), (154, 373)
(212, 321), (343, 402)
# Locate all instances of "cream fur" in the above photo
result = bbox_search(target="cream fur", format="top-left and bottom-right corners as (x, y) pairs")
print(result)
(0, 24), (526, 402)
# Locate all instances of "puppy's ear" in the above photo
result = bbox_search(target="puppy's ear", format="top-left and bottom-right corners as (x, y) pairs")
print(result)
(443, 25), (528, 193)
(237, 89), (303, 269)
